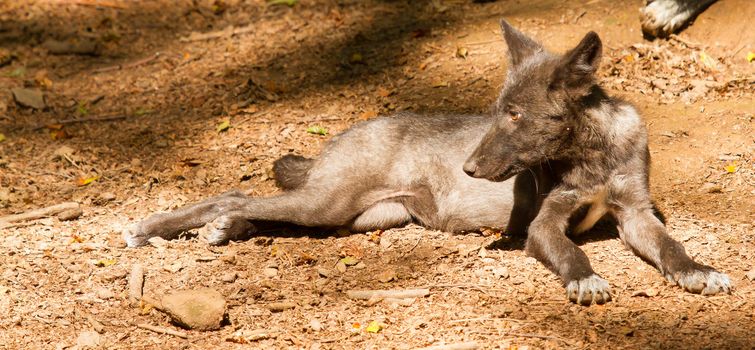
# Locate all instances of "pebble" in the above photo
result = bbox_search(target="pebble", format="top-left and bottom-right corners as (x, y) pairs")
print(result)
(11, 88), (45, 109)
(220, 272), (237, 283)
(160, 288), (227, 331)
(76, 331), (101, 349)
(309, 319), (323, 332)
(492, 267), (509, 279)
(95, 288), (114, 300)
(262, 267), (278, 278)
(746, 269), (755, 282)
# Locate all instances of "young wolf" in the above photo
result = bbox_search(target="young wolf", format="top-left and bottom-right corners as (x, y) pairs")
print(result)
(124, 20), (731, 305)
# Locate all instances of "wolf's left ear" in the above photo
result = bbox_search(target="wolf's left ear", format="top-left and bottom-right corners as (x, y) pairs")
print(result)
(550, 31), (602, 96)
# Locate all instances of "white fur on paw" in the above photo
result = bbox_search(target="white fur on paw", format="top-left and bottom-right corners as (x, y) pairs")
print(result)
(640, 0), (693, 36)
(675, 270), (732, 295)
(122, 224), (149, 248)
(566, 275), (612, 306)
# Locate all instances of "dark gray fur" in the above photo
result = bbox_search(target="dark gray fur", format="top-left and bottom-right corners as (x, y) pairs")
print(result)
(123, 20), (731, 305)
(463, 20), (730, 304)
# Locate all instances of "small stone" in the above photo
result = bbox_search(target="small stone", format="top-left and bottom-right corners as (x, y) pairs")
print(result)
(492, 267), (509, 279)
(76, 331), (101, 349)
(53, 146), (75, 160)
(160, 288), (227, 331)
(377, 269), (396, 283)
(262, 267), (278, 278)
(95, 288), (114, 300)
(220, 272), (237, 283)
(746, 269), (755, 281)
(11, 88), (45, 109)
(220, 253), (237, 264)
(632, 288), (658, 297)
(316, 267), (331, 278)
(309, 319), (323, 332)
(335, 261), (347, 274)
(57, 207), (83, 221)
(99, 192), (117, 203)
(353, 262), (366, 270)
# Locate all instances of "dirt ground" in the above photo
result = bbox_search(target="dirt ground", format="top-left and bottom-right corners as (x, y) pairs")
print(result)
(0, 0), (753, 349)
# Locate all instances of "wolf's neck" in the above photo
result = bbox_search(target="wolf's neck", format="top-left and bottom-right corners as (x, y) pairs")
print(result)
(563, 90), (644, 178)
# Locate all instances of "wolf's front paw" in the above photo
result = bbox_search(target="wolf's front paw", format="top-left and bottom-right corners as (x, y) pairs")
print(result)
(566, 275), (612, 306)
(640, 0), (696, 37)
(207, 214), (255, 246)
(122, 223), (150, 248)
(668, 269), (732, 295)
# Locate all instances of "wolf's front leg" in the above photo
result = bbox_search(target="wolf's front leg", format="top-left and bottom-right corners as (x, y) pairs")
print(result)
(614, 206), (731, 295)
(123, 190), (249, 247)
(525, 191), (612, 305)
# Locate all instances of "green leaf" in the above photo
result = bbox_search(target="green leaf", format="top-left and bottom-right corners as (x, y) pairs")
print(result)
(365, 321), (382, 333)
(76, 102), (89, 116)
(306, 125), (328, 135)
(268, 0), (298, 6)
(217, 120), (231, 132)
(339, 256), (359, 266)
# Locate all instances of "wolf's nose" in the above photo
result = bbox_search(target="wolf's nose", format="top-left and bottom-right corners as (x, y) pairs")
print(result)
(463, 161), (478, 177)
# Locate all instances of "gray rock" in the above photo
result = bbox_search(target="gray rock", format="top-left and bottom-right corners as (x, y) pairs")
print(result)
(11, 88), (45, 109)
(160, 288), (226, 331)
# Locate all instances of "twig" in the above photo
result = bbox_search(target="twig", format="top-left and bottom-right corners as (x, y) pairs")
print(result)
(0, 202), (81, 228)
(179, 25), (256, 42)
(68, 0), (128, 9)
(401, 236), (422, 257)
(413, 341), (479, 350)
(136, 323), (188, 339)
(464, 39), (501, 46)
(346, 288), (429, 300)
(32, 114), (127, 130)
(92, 53), (161, 74)
(669, 34), (704, 49)
(502, 332), (570, 344)
(128, 264), (145, 305)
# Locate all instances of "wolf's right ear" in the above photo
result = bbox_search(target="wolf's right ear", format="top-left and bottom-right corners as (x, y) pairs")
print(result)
(500, 19), (542, 66)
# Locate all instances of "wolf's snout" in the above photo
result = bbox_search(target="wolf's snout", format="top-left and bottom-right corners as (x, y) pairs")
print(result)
(463, 160), (480, 177)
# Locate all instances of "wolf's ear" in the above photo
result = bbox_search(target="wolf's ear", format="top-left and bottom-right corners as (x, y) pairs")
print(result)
(550, 31), (602, 96)
(500, 19), (542, 66)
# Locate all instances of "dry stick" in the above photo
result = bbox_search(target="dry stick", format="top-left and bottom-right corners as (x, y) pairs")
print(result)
(413, 341), (479, 350)
(92, 53), (161, 74)
(69, 0), (128, 9)
(502, 332), (570, 344)
(669, 34), (704, 49)
(128, 264), (145, 305)
(0, 202), (80, 227)
(179, 25), (255, 42)
(32, 115), (127, 130)
(136, 323), (188, 339)
(346, 288), (430, 300)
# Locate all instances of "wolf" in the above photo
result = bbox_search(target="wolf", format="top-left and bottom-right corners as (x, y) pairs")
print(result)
(123, 20), (731, 305)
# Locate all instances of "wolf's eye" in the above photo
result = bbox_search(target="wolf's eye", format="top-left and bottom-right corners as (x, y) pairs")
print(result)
(509, 111), (522, 121)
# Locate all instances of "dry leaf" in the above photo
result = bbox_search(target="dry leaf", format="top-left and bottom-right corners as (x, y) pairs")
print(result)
(746, 51), (754, 63)
(456, 47), (468, 58)
(365, 320), (382, 333)
(306, 125), (328, 135)
(359, 110), (378, 120)
(77, 176), (99, 187)
(350, 53), (363, 64)
(339, 256), (359, 266)
(217, 120), (231, 132)
(432, 80), (449, 88)
(724, 163), (737, 173)
(94, 258), (116, 267)
(0, 133), (5, 142)
(377, 87), (392, 97)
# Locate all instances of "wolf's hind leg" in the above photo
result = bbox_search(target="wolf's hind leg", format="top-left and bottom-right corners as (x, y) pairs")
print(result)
(122, 190), (249, 247)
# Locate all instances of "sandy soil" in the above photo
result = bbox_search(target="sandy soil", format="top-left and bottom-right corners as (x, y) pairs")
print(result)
(0, 0), (753, 349)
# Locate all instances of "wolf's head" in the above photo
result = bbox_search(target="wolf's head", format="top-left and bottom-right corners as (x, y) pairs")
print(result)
(463, 20), (603, 181)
